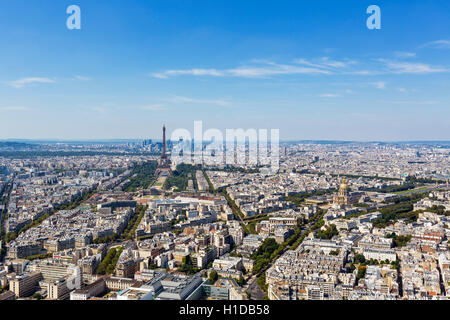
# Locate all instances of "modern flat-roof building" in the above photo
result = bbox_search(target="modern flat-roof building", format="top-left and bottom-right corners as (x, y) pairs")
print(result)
(70, 278), (107, 300)
(9, 272), (42, 298)
(156, 274), (203, 300)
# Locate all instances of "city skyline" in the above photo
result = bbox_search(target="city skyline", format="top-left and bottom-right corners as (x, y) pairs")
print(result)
(0, 0), (449, 141)
(2, 137), (450, 144)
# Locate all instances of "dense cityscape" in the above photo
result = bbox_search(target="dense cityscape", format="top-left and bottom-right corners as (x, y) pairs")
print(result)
(1, 1), (449, 310)
(0, 130), (449, 301)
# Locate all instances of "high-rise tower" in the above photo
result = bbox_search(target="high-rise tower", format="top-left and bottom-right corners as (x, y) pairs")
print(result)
(161, 125), (167, 161)
(156, 125), (171, 176)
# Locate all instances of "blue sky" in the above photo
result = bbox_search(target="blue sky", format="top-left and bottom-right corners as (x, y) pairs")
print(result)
(0, 0), (449, 141)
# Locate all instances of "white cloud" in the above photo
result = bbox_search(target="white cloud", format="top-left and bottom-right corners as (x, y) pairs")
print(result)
(394, 51), (416, 58)
(294, 59), (327, 69)
(7, 77), (55, 88)
(320, 57), (355, 68)
(73, 75), (92, 81)
(318, 93), (341, 98)
(227, 63), (331, 77)
(151, 56), (448, 80)
(349, 70), (377, 75)
(421, 40), (450, 49)
(150, 61), (331, 79)
(152, 69), (224, 79)
(294, 57), (354, 69)
(380, 60), (448, 74)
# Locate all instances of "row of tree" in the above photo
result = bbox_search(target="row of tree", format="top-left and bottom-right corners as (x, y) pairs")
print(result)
(25, 252), (53, 261)
(220, 189), (251, 235)
(371, 193), (429, 228)
(254, 210), (328, 293)
(96, 246), (123, 275)
(362, 183), (416, 194)
(121, 204), (148, 240)
(251, 238), (280, 275)
(93, 233), (118, 244)
(202, 170), (216, 193)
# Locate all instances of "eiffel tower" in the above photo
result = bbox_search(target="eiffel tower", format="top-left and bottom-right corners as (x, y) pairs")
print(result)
(155, 125), (172, 177)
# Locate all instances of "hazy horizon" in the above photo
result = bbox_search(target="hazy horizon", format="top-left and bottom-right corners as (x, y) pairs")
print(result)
(2, 138), (450, 144)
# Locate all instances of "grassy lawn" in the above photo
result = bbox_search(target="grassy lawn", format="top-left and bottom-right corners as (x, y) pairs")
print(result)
(393, 186), (430, 195)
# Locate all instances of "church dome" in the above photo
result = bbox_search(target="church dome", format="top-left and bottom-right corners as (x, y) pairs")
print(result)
(340, 178), (348, 190)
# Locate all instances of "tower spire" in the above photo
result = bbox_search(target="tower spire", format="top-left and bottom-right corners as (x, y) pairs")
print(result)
(162, 124), (166, 158)
(155, 124), (172, 180)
